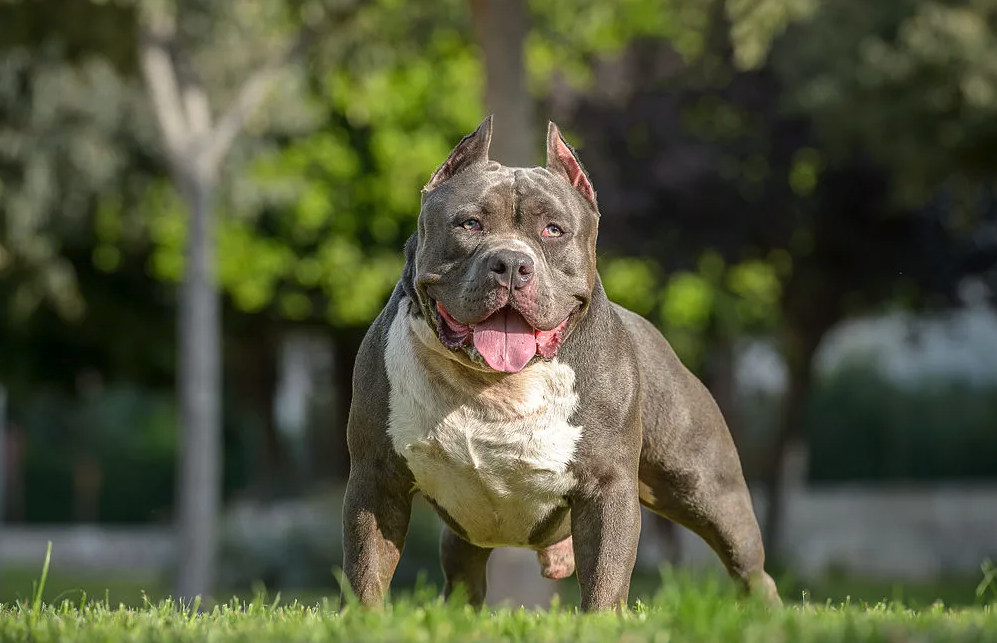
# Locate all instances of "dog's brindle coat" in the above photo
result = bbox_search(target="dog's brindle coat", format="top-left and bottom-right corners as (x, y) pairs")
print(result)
(342, 116), (780, 611)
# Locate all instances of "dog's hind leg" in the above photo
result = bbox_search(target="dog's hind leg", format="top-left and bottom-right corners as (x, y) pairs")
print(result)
(637, 462), (781, 605)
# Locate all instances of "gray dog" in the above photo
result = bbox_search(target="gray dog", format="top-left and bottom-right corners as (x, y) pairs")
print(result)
(341, 116), (780, 611)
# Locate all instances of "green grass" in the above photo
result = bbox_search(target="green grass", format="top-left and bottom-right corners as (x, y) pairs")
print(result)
(1, 546), (994, 642)
(2, 565), (987, 611)
(0, 574), (994, 643)
(0, 566), (163, 607)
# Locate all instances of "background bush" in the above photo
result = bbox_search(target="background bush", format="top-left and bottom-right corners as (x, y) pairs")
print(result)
(804, 366), (997, 482)
(16, 383), (254, 523)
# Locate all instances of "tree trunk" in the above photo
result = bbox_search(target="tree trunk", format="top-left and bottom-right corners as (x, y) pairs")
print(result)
(137, 2), (333, 603)
(175, 176), (222, 602)
(229, 324), (285, 499)
(760, 327), (821, 559)
(0, 385), (5, 572)
(256, 345), (284, 497)
(704, 329), (742, 446)
(470, 0), (536, 166)
(3, 424), (25, 522)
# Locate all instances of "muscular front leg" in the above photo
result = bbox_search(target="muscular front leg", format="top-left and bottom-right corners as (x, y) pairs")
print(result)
(570, 473), (641, 611)
(440, 525), (492, 607)
(341, 466), (413, 607)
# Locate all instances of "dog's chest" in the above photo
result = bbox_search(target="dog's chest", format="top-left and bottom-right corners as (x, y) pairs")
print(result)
(384, 304), (582, 548)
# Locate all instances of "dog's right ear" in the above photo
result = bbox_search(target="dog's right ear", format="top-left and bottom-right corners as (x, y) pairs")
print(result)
(423, 115), (493, 192)
(546, 121), (597, 209)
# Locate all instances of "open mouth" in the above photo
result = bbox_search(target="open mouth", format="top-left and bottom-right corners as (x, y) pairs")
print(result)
(434, 301), (571, 373)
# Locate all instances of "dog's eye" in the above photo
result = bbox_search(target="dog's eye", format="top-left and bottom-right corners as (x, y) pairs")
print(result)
(461, 218), (483, 231)
(542, 224), (564, 238)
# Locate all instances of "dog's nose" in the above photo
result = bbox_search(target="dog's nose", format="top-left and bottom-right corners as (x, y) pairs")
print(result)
(487, 249), (535, 289)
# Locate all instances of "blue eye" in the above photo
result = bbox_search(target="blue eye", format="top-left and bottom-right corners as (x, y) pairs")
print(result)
(543, 224), (564, 238)
(461, 218), (483, 231)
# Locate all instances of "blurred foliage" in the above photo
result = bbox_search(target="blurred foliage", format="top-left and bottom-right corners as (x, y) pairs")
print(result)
(137, 0), (725, 327)
(736, 363), (997, 483)
(726, 0), (818, 71)
(141, 10), (482, 325)
(602, 251), (782, 366)
(13, 382), (254, 523)
(772, 0), (997, 205)
(0, 0), (720, 327)
(805, 364), (997, 482)
(556, 15), (995, 393)
(2, 0), (993, 334)
(528, 0), (712, 87)
(0, 0), (323, 323)
(0, 44), (155, 320)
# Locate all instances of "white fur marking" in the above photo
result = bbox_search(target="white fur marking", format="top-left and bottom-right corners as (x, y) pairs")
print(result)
(496, 237), (538, 262)
(385, 298), (581, 547)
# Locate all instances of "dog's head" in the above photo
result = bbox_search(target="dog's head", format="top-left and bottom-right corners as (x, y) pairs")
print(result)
(405, 116), (600, 373)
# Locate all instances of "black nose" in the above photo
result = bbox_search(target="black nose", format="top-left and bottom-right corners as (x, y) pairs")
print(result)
(487, 249), (535, 289)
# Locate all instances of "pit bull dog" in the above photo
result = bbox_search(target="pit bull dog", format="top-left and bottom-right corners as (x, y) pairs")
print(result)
(341, 116), (780, 611)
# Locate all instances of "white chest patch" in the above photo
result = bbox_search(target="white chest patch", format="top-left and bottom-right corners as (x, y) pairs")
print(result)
(384, 299), (582, 548)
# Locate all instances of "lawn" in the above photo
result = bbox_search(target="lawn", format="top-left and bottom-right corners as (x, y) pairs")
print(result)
(0, 579), (994, 643)
(0, 544), (994, 642)
(1, 561), (995, 643)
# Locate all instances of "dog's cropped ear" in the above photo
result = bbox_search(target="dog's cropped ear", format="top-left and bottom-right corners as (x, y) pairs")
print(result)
(546, 122), (597, 210)
(424, 115), (493, 192)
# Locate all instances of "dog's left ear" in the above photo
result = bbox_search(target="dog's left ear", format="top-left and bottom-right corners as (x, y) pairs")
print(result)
(424, 115), (493, 192)
(546, 122), (597, 209)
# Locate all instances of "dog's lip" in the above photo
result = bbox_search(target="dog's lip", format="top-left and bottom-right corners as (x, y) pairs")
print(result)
(434, 300), (573, 333)
(434, 300), (477, 329)
(430, 298), (473, 350)
(430, 296), (582, 333)
(432, 299), (579, 353)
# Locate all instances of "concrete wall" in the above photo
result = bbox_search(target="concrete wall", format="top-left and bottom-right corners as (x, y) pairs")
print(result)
(641, 485), (997, 580)
(0, 525), (172, 571)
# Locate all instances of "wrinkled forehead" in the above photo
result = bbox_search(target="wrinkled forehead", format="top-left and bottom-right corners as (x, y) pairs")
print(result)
(512, 167), (581, 215)
(421, 163), (584, 221)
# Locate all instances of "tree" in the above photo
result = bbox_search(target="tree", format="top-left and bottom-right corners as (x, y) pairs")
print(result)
(135, 0), (357, 601)
(0, 0), (150, 323)
(770, 0), (997, 202)
(470, 0), (535, 165)
(757, 0), (997, 547)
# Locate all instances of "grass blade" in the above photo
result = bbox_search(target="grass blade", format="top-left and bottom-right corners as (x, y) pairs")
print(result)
(31, 541), (53, 614)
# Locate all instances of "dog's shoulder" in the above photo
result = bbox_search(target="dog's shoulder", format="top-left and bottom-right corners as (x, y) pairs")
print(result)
(345, 283), (408, 458)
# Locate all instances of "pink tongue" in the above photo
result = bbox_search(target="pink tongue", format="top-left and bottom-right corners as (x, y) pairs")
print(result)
(472, 308), (537, 373)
